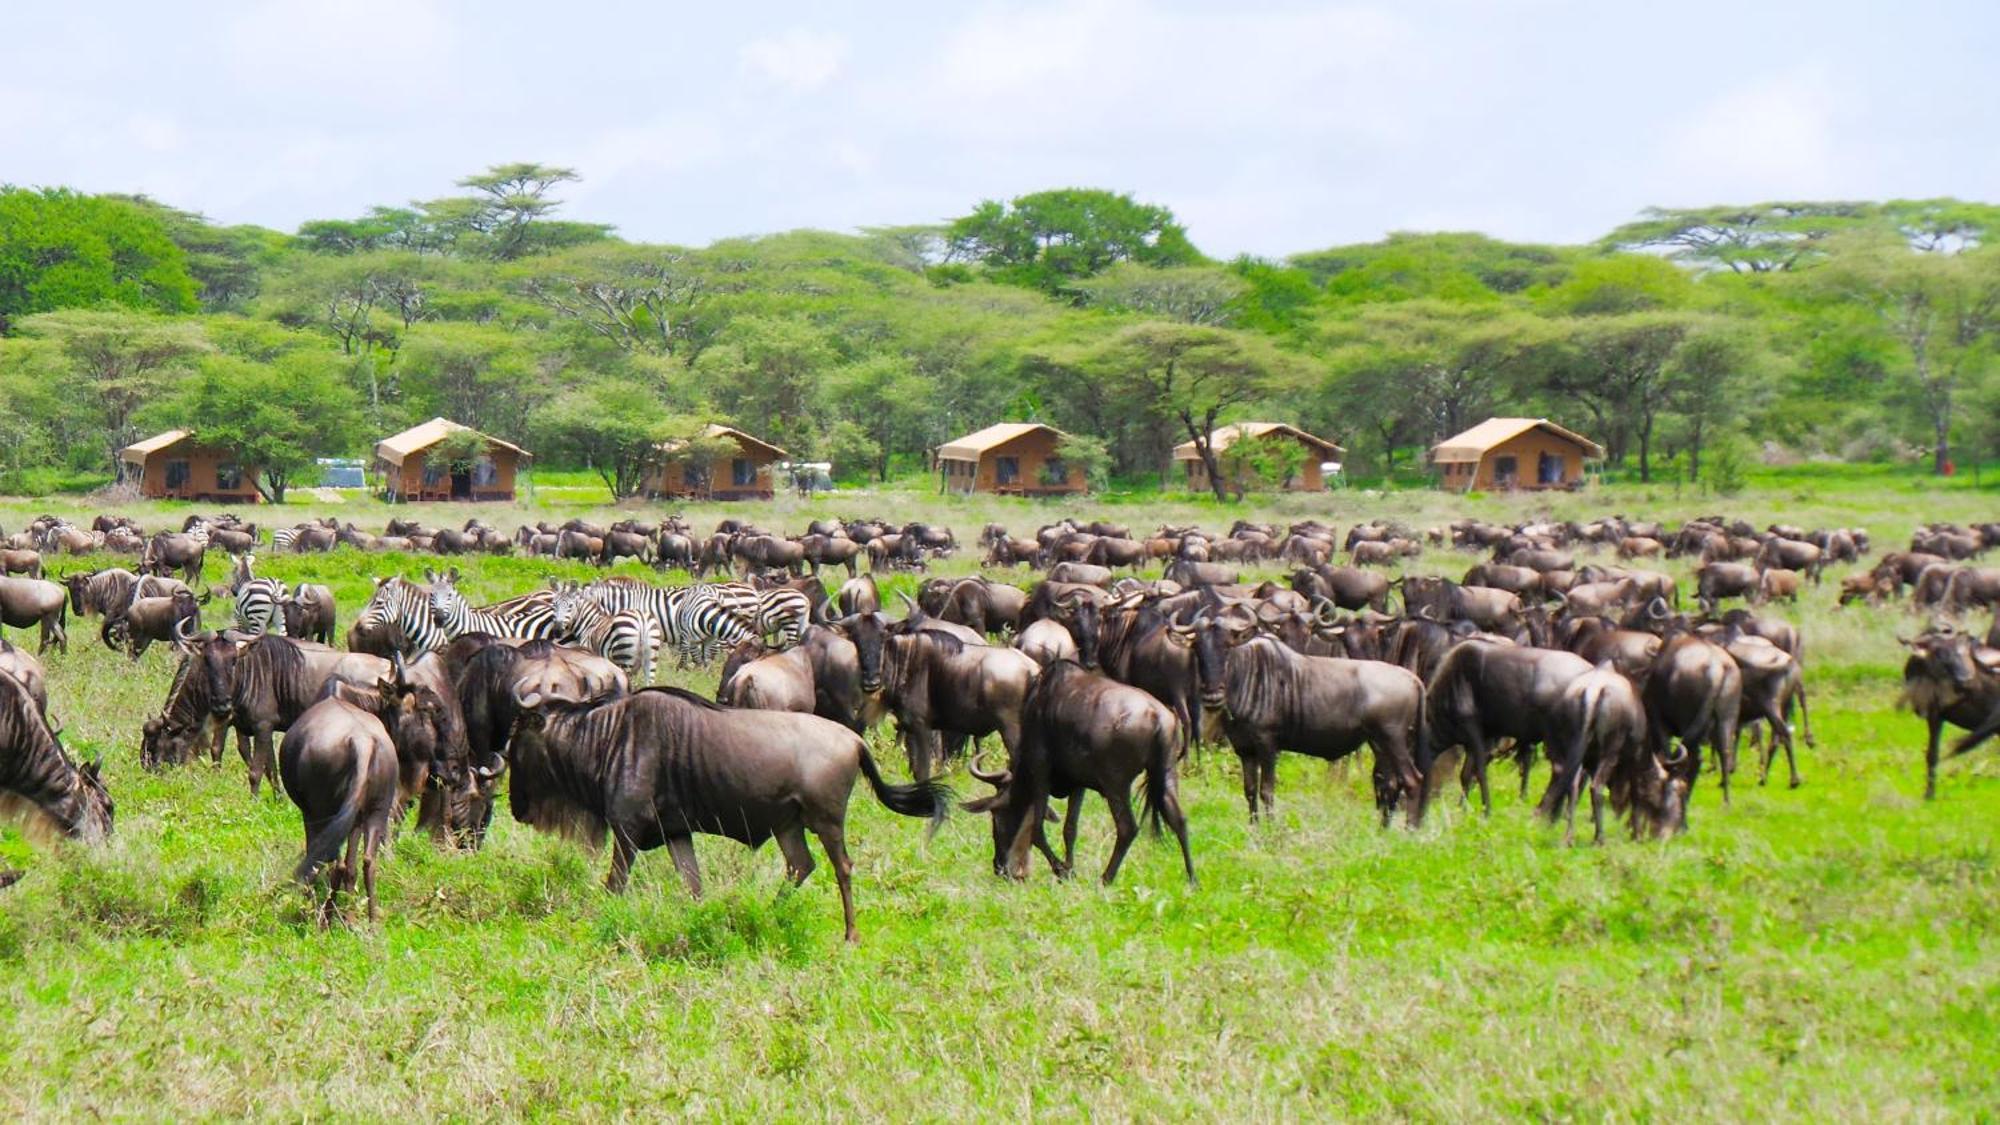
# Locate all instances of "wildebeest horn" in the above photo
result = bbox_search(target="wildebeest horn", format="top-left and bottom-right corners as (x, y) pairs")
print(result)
(1311, 596), (1338, 625)
(515, 689), (544, 709)
(1664, 744), (1688, 765)
(1648, 598), (1669, 620)
(966, 748), (1011, 787)
(472, 756), (504, 781)
(1415, 604), (1437, 621)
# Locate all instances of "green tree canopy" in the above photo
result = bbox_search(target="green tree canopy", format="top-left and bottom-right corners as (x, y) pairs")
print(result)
(148, 351), (363, 502)
(947, 189), (1201, 294)
(0, 187), (199, 332)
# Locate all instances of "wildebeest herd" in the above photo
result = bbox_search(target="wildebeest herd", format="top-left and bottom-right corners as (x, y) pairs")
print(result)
(0, 508), (1995, 941)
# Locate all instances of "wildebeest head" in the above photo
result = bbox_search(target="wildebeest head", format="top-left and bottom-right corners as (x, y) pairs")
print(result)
(962, 749), (1035, 880)
(197, 632), (239, 717)
(1902, 629), (1978, 689)
(837, 611), (890, 693)
(1178, 606), (1251, 709)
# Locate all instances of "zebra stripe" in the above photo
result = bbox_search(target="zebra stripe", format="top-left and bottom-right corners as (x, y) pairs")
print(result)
(550, 587), (658, 682)
(577, 580), (757, 666)
(428, 581), (562, 642)
(234, 578), (288, 636)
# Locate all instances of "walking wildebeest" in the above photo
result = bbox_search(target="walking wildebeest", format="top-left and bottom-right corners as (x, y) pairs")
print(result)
(280, 693), (403, 923)
(507, 686), (952, 941)
(0, 576), (68, 654)
(962, 660), (1192, 885)
(1900, 627), (2000, 800)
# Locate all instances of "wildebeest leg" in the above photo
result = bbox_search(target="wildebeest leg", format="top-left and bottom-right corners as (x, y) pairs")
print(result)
(1796, 681), (1815, 750)
(361, 825), (383, 922)
(1464, 729), (1494, 816)
(1157, 773), (1196, 885)
(1513, 738), (1537, 801)
(1099, 787), (1140, 885)
(807, 818), (859, 943)
(1060, 793), (1085, 874)
(663, 834), (702, 897)
(1236, 749), (1262, 820)
(1560, 755), (1586, 847)
(1925, 715), (1945, 800)
(605, 831), (639, 893)
(1588, 759), (1611, 845)
(1257, 750), (1279, 818)
(774, 824), (816, 886)
(255, 729), (282, 798)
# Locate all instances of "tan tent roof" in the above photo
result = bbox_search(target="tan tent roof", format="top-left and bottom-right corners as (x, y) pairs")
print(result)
(1172, 422), (1346, 461)
(657, 424), (790, 460)
(937, 422), (1067, 462)
(119, 430), (194, 464)
(1430, 417), (1604, 464)
(374, 418), (530, 467)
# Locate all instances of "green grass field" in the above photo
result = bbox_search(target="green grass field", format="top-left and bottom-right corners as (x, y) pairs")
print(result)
(0, 475), (1996, 1118)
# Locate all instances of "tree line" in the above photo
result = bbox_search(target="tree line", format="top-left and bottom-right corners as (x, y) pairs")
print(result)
(2, 168), (1996, 502)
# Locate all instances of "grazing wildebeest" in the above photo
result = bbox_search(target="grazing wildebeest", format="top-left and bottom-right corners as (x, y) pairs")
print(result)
(507, 686), (952, 941)
(1420, 639), (1589, 821)
(962, 661), (1192, 885)
(1198, 630), (1425, 825)
(280, 693), (401, 923)
(1695, 562), (1760, 614)
(0, 549), (42, 579)
(0, 576), (68, 654)
(0, 640), (48, 716)
(1900, 627), (2000, 800)
(800, 534), (862, 578)
(279, 584), (338, 646)
(149, 634), (392, 795)
(1537, 663), (1678, 844)
(1756, 537), (1825, 584)
(1643, 633), (1743, 815)
(1719, 629), (1811, 789)
(870, 630), (1039, 781)
(0, 667), (112, 842)
(1755, 568), (1802, 605)
(103, 589), (200, 659)
(919, 576), (1027, 636)
(1292, 565), (1391, 613)
(143, 531), (207, 583)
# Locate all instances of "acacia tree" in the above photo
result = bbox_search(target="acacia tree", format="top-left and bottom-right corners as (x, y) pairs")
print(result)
(1079, 322), (1307, 500)
(0, 187), (198, 331)
(947, 189), (1201, 294)
(533, 378), (682, 499)
(153, 353), (363, 502)
(1818, 241), (2000, 474)
(13, 309), (211, 472)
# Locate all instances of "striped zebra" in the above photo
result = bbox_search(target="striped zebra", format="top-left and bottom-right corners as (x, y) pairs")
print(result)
(355, 575), (445, 654)
(702, 581), (812, 648)
(234, 578), (288, 636)
(428, 577), (562, 642)
(549, 583), (659, 683)
(269, 527), (298, 552)
(579, 579), (758, 667)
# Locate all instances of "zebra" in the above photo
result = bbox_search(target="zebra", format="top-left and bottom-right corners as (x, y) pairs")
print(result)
(270, 527), (298, 552)
(700, 581), (811, 648)
(427, 576), (562, 642)
(230, 555), (287, 636)
(578, 579), (758, 667)
(549, 582), (659, 683)
(355, 575), (445, 654)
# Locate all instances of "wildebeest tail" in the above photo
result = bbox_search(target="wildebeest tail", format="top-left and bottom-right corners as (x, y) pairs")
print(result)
(295, 738), (368, 885)
(857, 744), (953, 827)
(1141, 712), (1178, 838)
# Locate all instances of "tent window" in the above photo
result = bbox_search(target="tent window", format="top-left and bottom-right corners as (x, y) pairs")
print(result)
(472, 456), (500, 487)
(732, 458), (756, 487)
(165, 460), (191, 489)
(996, 456), (1020, 485)
(215, 462), (243, 490)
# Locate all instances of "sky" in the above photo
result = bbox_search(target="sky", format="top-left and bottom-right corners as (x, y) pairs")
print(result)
(2, 0), (1995, 258)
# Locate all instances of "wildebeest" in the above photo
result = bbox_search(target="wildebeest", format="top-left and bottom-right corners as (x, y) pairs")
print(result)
(836, 574), (880, 617)
(103, 589), (200, 659)
(279, 584), (338, 645)
(142, 530), (208, 583)
(717, 623), (872, 732)
(918, 576), (1026, 636)
(1695, 562), (1760, 615)
(800, 533), (862, 577)
(1291, 565), (1390, 613)
(1537, 663), (1678, 843)
(145, 634), (392, 794)
(0, 576), (68, 654)
(870, 629), (1039, 780)
(1199, 632), (1425, 825)
(0, 549), (42, 579)
(0, 666), (111, 842)
(1420, 639), (1589, 821)
(1013, 618), (1079, 667)
(280, 693), (402, 923)
(507, 686), (952, 941)
(0, 639), (49, 716)
(1718, 629), (1811, 789)
(1900, 627), (2000, 800)
(1643, 633), (1743, 813)
(962, 661), (1192, 885)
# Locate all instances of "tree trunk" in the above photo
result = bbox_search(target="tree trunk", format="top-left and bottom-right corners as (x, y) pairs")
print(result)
(1935, 408), (1952, 476)
(1637, 412), (1655, 483)
(1687, 419), (1704, 483)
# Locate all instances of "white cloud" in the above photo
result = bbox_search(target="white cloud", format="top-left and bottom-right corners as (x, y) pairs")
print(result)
(1661, 68), (1841, 201)
(739, 28), (848, 92)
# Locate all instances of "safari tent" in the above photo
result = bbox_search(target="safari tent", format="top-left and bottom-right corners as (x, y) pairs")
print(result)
(936, 422), (1087, 496)
(374, 418), (529, 502)
(1430, 417), (1603, 492)
(643, 424), (790, 501)
(1172, 422), (1346, 493)
(119, 430), (263, 503)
